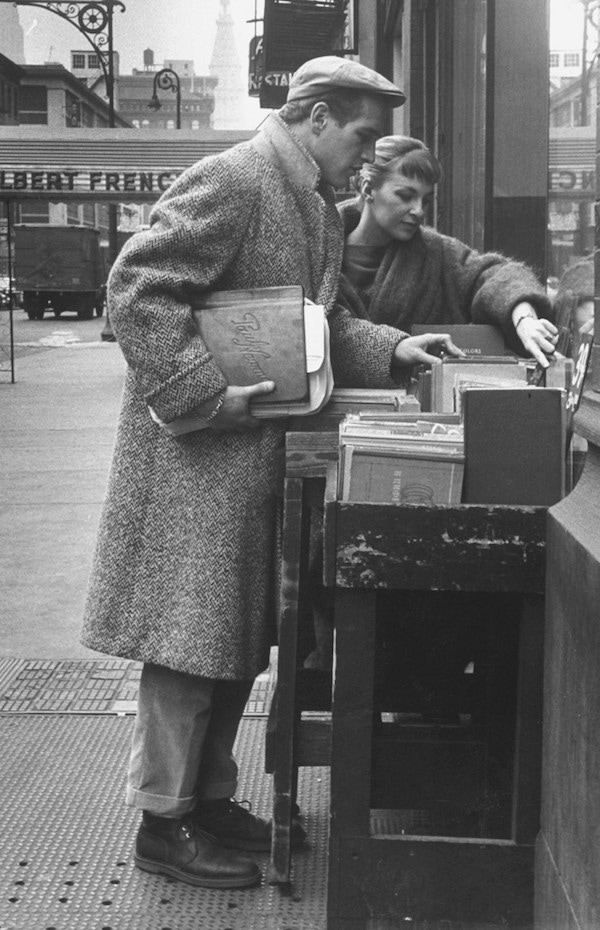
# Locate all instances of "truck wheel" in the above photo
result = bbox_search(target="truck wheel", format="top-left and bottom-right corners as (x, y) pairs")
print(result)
(24, 294), (46, 320)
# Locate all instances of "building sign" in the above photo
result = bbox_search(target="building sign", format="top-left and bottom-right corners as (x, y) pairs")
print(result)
(0, 168), (180, 197)
(0, 128), (255, 203)
(548, 166), (595, 192)
(248, 35), (291, 108)
(248, 68), (292, 96)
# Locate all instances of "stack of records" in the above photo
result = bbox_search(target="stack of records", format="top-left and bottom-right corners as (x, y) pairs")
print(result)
(338, 412), (465, 504)
(430, 356), (529, 413)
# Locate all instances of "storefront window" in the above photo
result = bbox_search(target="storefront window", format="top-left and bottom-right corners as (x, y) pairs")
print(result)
(447, 0), (488, 250)
(19, 84), (47, 124)
(548, 0), (598, 283)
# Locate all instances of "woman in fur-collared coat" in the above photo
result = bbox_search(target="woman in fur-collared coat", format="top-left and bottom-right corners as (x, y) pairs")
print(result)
(332, 134), (558, 722)
(336, 135), (557, 368)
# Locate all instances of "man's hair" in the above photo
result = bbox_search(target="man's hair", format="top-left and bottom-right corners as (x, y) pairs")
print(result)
(360, 135), (442, 190)
(279, 89), (369, 126)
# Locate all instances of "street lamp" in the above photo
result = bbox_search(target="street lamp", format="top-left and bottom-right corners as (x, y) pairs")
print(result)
(147, 68), (181, 129)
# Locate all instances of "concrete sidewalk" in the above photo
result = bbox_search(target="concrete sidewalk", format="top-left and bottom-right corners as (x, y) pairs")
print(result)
(0, 326), (330, 930)
(1, 333), (126, 658)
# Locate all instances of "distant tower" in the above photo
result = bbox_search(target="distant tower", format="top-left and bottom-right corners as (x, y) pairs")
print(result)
(0, 5), (25, 63)
(208, 0), (247, 129)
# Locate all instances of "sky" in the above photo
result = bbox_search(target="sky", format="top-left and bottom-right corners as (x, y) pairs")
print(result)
(549, 0), (592, 47)
(18, 0), (263, 77)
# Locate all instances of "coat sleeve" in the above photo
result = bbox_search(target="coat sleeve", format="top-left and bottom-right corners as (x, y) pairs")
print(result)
(107, 153), (259, 422)
(439, 234), (554, 352)
(328, 274), (410, 389)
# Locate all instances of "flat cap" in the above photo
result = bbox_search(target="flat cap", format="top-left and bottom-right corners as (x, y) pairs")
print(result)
(286, 56), (405, 107)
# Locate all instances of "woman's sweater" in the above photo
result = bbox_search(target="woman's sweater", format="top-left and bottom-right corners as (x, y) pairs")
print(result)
(337, 198), (553, 356)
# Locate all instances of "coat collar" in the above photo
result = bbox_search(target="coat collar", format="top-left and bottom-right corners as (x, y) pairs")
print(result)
(250, 113), (322, 191)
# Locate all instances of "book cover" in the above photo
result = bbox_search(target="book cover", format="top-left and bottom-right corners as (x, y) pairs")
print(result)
(191, 285), (308, 405)
(343, 448), (465, 504)
(251, 301), (333, 417)
(411, 323), (509, 357)
(462, 387), (565, 506)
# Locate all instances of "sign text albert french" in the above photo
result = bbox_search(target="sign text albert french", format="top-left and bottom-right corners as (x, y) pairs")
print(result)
(0, 170), (179, 193)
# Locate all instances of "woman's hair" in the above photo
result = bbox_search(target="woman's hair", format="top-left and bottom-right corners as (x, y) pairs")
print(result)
(360, 135), (442, 190)
(279, 89), (369, 127)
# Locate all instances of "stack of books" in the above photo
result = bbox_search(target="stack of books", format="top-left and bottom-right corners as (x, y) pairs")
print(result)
(151, 286), (333, 435)
(338, 412), (465, 504)
(323, 387), (420, 416)
(430, 356), (529, 413)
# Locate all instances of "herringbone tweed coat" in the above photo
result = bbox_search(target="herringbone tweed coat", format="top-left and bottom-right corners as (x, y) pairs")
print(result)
(81, 114), (402, 679)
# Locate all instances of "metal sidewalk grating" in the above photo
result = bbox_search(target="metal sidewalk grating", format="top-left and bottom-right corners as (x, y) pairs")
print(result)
(0, 657), (276, 717)
(0, 714), (328, 930)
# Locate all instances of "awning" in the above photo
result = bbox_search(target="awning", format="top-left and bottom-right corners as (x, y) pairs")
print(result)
(0, 127), (255, 202)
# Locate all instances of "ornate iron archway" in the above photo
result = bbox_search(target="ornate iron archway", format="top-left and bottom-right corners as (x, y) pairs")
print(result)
(0, 0), (126, 352)
(0, 0), (125, 126)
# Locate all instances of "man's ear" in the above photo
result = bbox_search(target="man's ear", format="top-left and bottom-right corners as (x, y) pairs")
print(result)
(310, 101), (329, 134)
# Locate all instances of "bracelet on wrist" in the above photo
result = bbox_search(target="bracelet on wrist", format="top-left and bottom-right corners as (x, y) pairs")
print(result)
(514, 312), (536, 332)
(200, 390), (226, 423)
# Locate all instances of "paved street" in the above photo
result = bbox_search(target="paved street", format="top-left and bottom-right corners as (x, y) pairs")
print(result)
(0, 307), (126, 658)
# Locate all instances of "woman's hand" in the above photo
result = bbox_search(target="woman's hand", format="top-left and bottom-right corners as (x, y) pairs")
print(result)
(512, 303), (559, 368)
(392, 333), (466, 369)
(208, 381), (276, 432)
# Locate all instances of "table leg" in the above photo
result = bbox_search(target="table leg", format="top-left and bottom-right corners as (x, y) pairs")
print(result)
(268, 476), (310, 885)
(328, 588), (377, 930)
(512, 593), (544, 844)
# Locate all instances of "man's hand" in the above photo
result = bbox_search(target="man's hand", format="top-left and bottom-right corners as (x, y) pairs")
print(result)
(209, 381), (276, 432)
(393, 333), (466, 369)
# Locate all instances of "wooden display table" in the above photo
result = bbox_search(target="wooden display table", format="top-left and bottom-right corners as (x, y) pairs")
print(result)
(267, 427), (546, 928)
(323, 489), (546, 928)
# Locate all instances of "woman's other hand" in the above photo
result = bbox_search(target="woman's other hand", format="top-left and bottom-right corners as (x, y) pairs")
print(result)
(392, 333), (466, 369)
(512, 302), (559, 368)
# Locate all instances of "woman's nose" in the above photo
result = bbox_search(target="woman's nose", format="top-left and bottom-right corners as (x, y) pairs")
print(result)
(410, 201), (425, 218)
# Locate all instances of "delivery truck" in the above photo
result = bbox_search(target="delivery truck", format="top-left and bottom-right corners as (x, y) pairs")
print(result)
(14, 225), (106, 320)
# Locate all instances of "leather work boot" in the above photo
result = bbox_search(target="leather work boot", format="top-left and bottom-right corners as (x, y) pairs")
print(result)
(194, 797), (307, 852)
(135, 812), (261, 888)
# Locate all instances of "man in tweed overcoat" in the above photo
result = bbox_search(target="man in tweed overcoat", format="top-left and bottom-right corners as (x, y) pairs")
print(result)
(81, 57), (457, 889)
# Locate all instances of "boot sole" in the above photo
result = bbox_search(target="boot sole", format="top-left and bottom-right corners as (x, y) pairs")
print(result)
(135, 853), (261, 888)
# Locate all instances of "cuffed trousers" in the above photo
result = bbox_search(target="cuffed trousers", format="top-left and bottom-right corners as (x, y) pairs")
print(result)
(126, 663), (254, 818)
